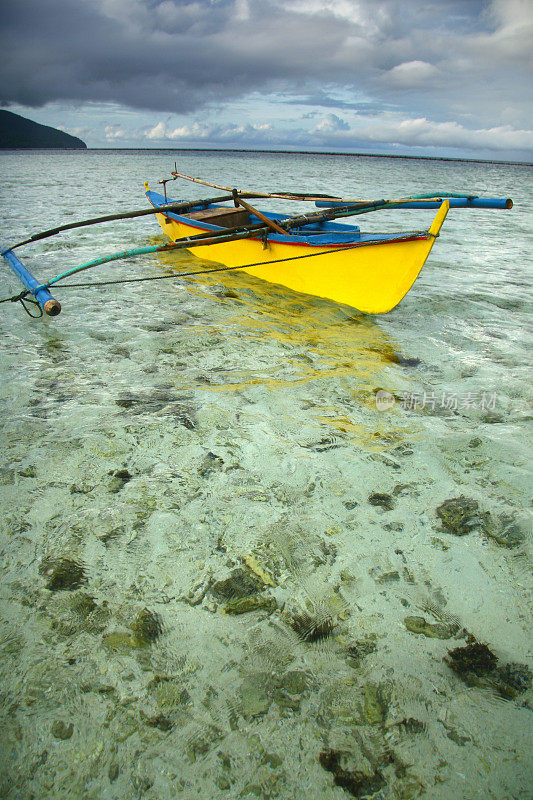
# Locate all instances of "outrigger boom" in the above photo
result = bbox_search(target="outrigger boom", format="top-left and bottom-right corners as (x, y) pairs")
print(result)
(0, 172), (513, 318)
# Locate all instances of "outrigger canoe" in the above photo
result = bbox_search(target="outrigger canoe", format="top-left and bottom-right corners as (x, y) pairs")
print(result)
(145, 172), (512, 314)
(146, 186), (448, 315)
(0, 170), (513, 317)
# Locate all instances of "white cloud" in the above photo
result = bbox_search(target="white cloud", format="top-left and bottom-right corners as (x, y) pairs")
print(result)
(385, 60), (439, 88)
(359, 116), (533, 152)
(312, 113), (350, 134)
(276, 0), (387, 35)
(234, 0), (250, 21)
(146, 121), (167, 139)
(143, 110), (532, 156)
(104, 124), (125, 139)
(162, 121), (211, 139)
(146, 120), (213, 140)
(483, 0), (533, 59)
(145, 119), (272, 142)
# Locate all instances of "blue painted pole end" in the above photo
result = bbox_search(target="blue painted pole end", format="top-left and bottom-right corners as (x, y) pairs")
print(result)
(2, 248), (61, 316)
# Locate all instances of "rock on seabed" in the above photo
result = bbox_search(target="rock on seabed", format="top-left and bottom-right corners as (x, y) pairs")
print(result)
(436, 495), (485, 536)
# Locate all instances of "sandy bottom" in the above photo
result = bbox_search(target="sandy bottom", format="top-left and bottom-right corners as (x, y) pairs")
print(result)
(0, 265), (531, 800)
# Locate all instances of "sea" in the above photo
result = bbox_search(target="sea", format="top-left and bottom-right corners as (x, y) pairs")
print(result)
(0, 149), (531, 800)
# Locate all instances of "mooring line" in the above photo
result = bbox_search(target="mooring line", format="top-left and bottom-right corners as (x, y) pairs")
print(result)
(18, 232), (428, 292)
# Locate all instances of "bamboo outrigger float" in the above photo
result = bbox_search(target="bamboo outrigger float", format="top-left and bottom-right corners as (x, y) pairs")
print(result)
(0, 169), (513, 317)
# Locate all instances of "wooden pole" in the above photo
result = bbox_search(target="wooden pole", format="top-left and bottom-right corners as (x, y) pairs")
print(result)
(8, 193), (239, 251)
(232, 190), (289, 236)
(170, 170), (341, 202)
(171, 171), (233, 192)
(168, 173), (514, 209)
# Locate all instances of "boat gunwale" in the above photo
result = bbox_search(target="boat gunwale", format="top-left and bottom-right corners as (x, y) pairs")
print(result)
(146, 191), (431, 251)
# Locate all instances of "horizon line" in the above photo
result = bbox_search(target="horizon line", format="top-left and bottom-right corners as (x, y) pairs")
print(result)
(79, 146), (533, 167)
(1, 145), (531, 167)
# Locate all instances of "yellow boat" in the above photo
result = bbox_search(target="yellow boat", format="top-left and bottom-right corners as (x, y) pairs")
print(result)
(0, 176), (512, 319)
(145, 182), (450, 314)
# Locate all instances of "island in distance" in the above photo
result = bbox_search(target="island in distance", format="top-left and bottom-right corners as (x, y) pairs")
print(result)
(0, 110), (87, 149)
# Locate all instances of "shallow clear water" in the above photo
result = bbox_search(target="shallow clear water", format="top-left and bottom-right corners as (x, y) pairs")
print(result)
(0, 150), (531, 799)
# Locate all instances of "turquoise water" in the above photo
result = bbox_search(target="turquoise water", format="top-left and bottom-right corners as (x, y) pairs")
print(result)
(0, 150), (531, 799)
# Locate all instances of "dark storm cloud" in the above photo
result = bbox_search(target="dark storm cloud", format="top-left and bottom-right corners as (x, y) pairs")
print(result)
(0, 0), (531, 133)
(0, 0), (358, 112)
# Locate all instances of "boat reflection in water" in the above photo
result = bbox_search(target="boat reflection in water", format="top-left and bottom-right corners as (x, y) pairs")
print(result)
(152, 243), (416, 454)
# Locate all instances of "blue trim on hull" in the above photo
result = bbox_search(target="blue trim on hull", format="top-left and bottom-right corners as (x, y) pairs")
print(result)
(146, 191), (374, 247)
(146, 191), (424, 247)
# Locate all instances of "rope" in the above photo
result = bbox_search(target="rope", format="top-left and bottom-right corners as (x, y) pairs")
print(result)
(0, 289), (29, 304)
(40, 264), (254, 289)
(19, 295), (44, 318)
(0, 288), (43, 317)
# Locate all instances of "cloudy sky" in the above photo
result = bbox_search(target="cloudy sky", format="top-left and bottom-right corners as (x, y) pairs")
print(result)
(1, 0), (532, 160)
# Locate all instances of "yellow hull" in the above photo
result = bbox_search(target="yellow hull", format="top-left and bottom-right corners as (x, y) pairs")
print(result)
(153, 201), (449, 314)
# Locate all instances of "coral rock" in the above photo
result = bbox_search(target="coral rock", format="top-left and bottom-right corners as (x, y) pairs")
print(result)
(436, 495), (485, 536)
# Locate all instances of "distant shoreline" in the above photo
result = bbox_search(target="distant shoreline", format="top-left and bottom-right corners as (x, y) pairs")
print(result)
(1, 146), (530, 167)
(104, 147), (530, 167)
(62, 147), (533, 167)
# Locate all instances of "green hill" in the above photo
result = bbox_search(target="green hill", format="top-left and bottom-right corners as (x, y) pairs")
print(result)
(0, 110), (87, 149)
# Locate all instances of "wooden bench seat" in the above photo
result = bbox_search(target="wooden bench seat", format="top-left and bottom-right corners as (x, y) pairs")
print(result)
(184, 207), (250, 228)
